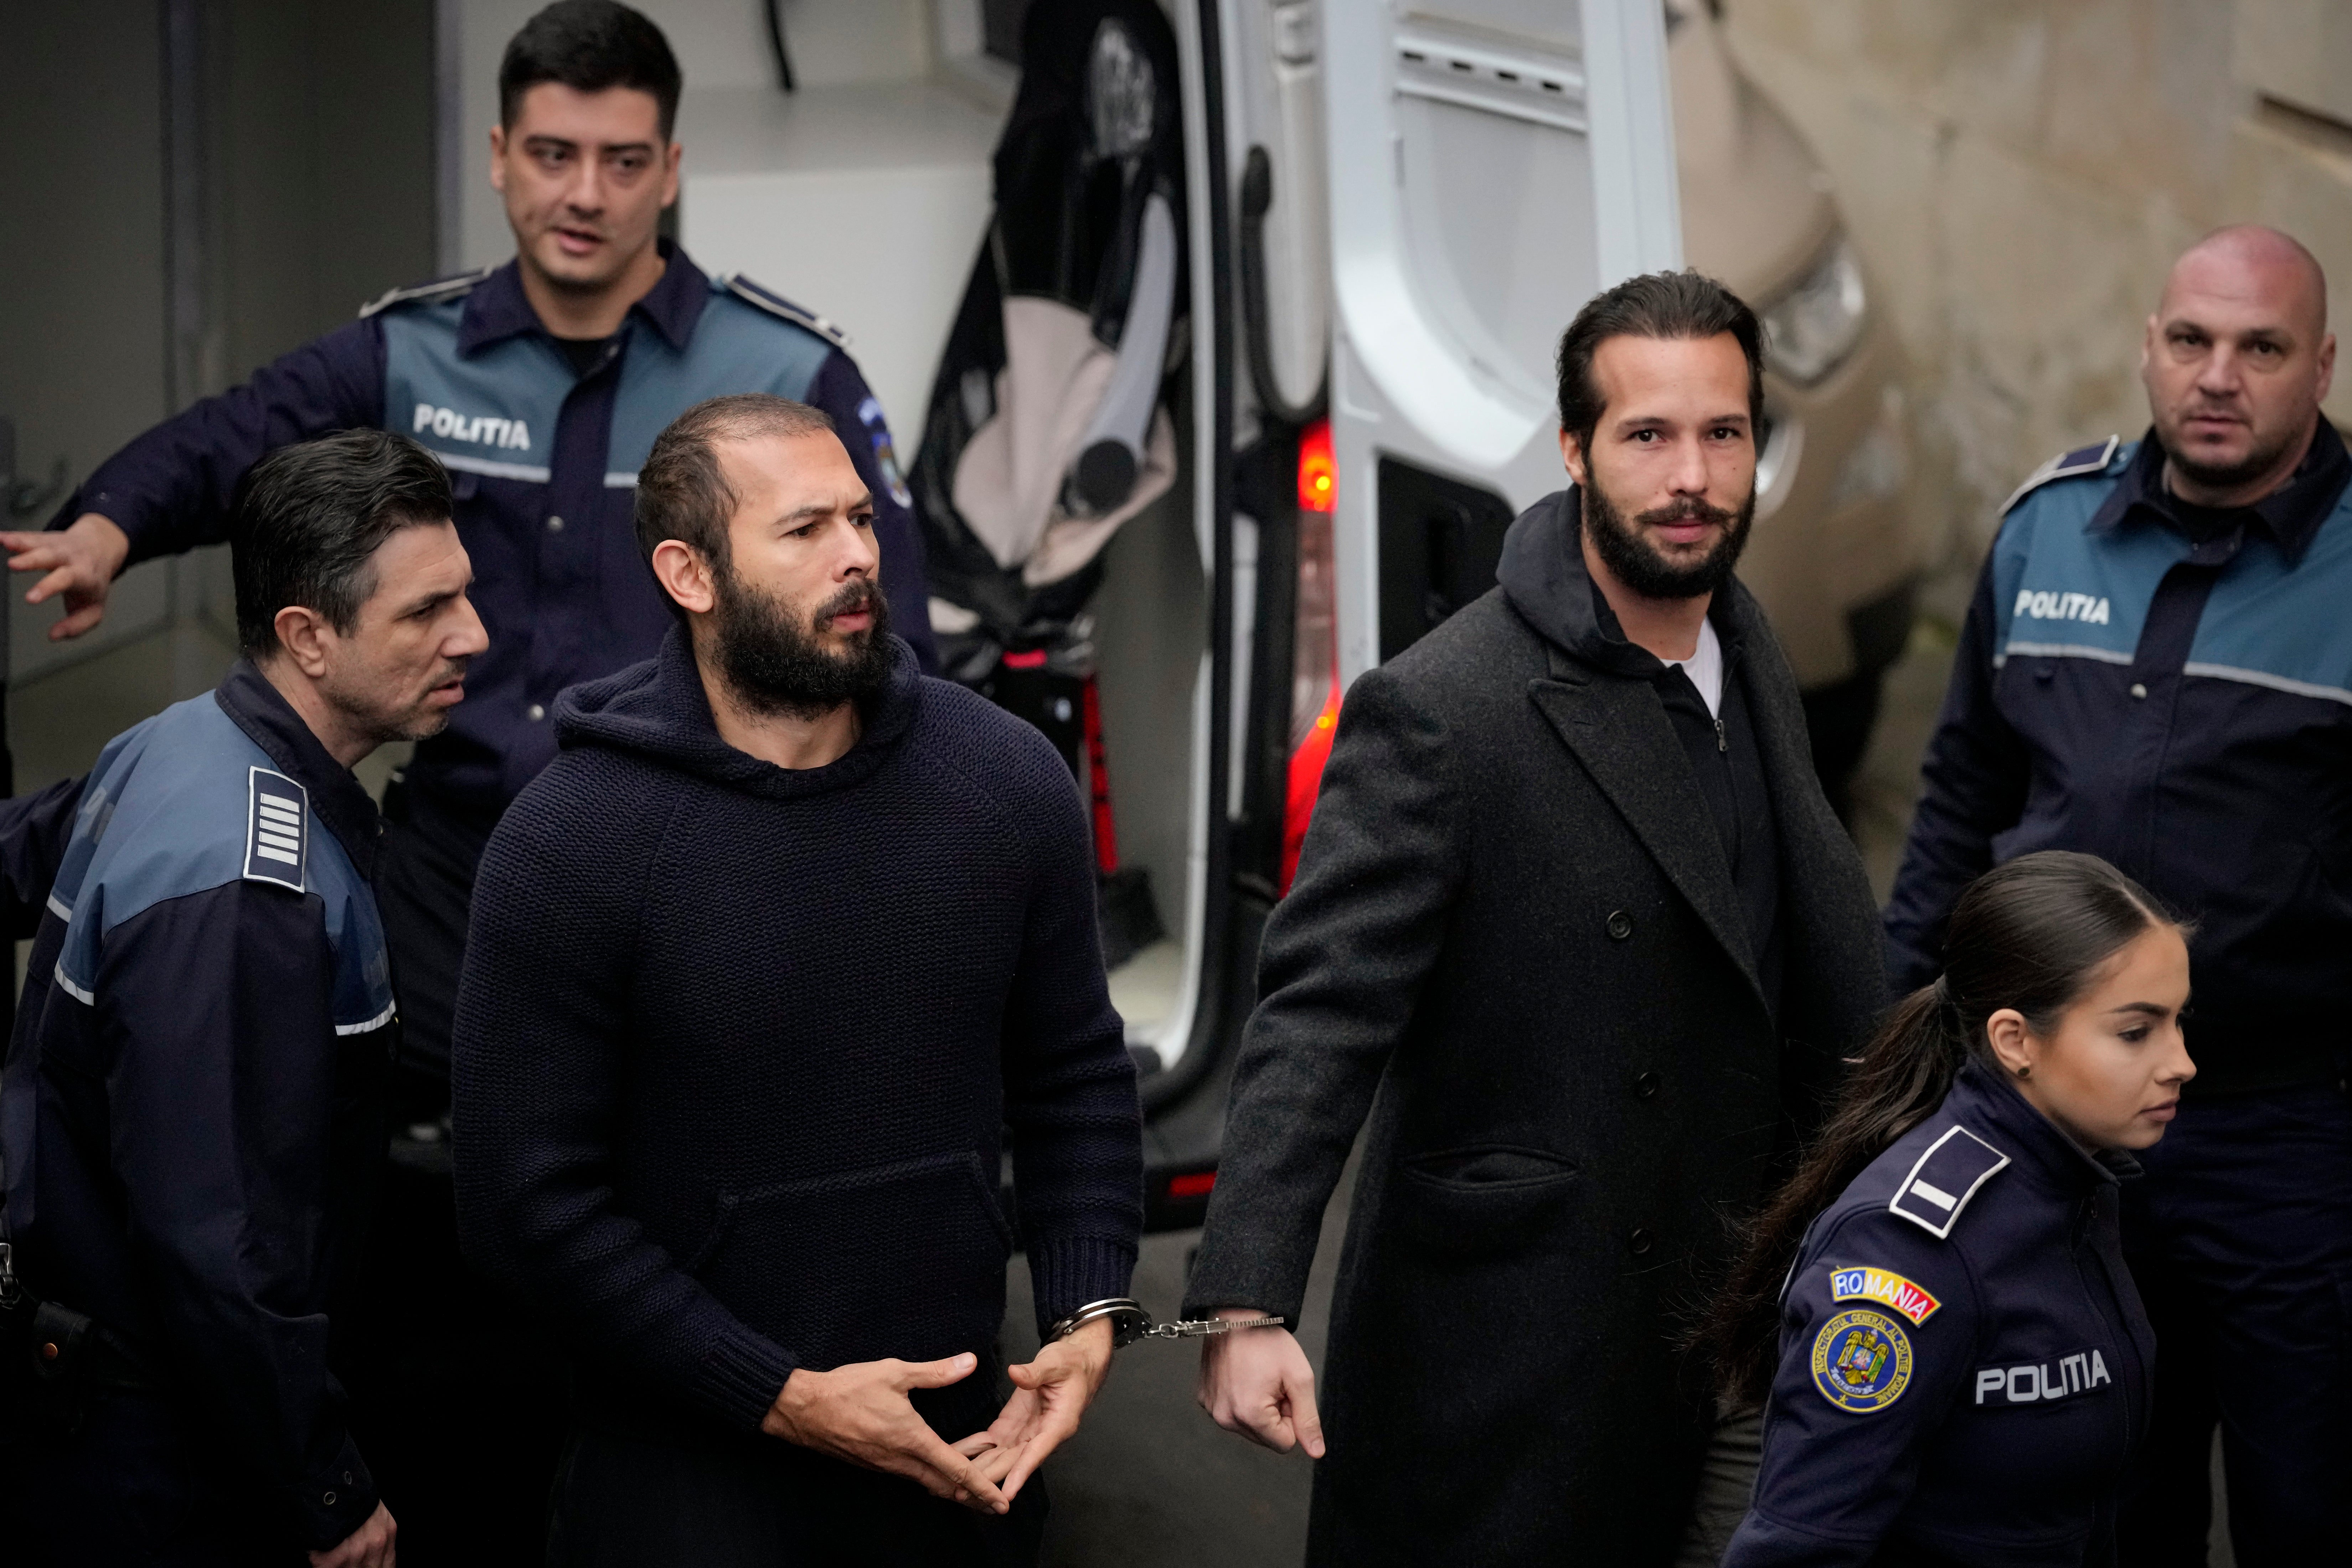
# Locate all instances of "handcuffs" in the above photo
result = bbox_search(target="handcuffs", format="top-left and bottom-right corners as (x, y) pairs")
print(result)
(1043, 1297), (1286, 1348)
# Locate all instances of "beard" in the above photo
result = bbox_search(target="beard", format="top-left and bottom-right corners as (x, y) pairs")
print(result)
(2158, 408), (2307, 493)
(1580, 471), (1756, 601)
(710, 567), (896, 721)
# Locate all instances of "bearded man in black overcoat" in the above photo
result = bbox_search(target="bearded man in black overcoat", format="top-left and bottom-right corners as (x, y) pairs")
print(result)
(1183, 270), (1886, 1564)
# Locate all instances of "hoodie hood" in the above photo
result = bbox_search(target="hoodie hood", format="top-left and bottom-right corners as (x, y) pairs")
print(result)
(1495, 486), (1749, 676)
(553, 622), (924, 800)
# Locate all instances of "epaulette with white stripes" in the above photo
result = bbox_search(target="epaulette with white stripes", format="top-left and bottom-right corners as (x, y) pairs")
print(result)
(723, 274), (852, 350)
(357, 265), (496, 319)
(2000, 435), (2121, 515)
(1888, 1124), (2011, 1240)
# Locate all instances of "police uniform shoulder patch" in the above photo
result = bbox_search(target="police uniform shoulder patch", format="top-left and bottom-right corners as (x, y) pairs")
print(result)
(723, 275), (852, 350)
(243, 767), (309, 893)
(1811, 1309), (1914, 1413)
(359, 265), (495, 319)
(2000, 435), (2121, 515)
(1830, 1265), (1943, 1326)
(1889, 1124), (2010, 1239)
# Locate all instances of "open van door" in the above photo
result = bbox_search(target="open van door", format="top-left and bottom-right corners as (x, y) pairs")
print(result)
(1314, 0), (1682, 681)
(1140, 0), (1682, 1225)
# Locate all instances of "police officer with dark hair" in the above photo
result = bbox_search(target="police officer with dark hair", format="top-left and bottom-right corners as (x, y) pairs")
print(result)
(0, 429), (488, 1567)
(1886, 226), (2352, 1562)
(1716, 852), (2193, 1565)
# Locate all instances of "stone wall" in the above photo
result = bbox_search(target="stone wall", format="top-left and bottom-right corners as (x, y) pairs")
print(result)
(1723, 0), (2352, 588)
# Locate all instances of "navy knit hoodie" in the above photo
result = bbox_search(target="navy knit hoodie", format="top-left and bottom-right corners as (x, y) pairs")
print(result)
(451, 627), (1141, 1442)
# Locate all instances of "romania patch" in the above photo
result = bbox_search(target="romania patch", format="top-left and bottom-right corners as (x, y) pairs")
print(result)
(1811, 1309), (1913, 1414)
(1830, 1266), (1942, 1326)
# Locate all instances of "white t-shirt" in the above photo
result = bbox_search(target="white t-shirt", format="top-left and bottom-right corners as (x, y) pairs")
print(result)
(1665, 617), (1724, 718)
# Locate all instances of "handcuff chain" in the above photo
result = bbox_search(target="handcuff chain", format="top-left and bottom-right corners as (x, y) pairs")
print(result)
(1044, 1296), (1286, 1348)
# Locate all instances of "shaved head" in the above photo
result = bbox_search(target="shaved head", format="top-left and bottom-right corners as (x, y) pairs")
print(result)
(2161, 225), (2328, 342)
(2141, 225), (2335, 506)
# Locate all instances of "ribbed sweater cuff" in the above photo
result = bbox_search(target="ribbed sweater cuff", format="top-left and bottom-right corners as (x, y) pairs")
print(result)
(689, 1320), (798, 1433)
(1027, 1233), (1140, 1337)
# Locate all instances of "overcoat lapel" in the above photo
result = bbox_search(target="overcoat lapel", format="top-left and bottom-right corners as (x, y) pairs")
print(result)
(1527, 656), (1769, 1015)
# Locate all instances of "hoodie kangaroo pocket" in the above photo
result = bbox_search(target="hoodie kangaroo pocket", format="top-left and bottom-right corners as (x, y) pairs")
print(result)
(689, 1150), (1014, 1370)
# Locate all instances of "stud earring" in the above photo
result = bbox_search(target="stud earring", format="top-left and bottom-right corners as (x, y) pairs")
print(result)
(2015, 1064), (2032, 1080)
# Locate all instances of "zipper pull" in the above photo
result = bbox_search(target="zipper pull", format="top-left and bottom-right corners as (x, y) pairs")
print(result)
(1715, 717), (1728, 753)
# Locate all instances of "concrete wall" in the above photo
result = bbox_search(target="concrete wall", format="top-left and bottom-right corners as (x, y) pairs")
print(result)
(0, 0), (176, 684)
(1723, 0), (2352, 581)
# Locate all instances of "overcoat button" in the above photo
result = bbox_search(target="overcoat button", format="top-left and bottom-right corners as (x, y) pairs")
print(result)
(1634, 1071), (1661, 1099)
(1606, 911), (1634, 940)
(323, 1490), (337, 1506)
(1629, 1227), (1655, 1255)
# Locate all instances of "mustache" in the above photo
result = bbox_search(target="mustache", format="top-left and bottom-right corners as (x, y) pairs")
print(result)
(814, 581), (879, 622)
(1633, 497), (1745, 528)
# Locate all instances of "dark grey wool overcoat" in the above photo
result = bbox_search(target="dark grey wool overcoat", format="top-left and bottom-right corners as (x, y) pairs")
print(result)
(1183, 488), (1886, 1566)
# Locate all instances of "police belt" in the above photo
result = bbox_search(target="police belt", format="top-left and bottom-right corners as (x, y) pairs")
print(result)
(0, 1242), (155, 1393)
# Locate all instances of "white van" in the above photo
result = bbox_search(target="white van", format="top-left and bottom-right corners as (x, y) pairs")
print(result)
(541, 0), (1919, 1228)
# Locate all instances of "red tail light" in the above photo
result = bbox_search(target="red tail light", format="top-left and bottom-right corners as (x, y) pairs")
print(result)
(1167, 1171), (1217, 1200)
(1297, 417), (1336, 513)
(1281, 417), (1341, 894)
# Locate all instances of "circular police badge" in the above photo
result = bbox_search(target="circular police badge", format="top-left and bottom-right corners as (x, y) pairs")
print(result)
(1810, 1308), (1913, 1414)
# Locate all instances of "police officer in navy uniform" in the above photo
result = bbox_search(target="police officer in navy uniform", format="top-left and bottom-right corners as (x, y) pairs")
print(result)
(1709, 852), (2192, 1567)
(0, 430), (486, 1566)
(1882, 226), (2351, 1564)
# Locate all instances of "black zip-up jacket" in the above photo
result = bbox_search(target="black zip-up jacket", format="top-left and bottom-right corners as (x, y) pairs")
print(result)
(1886, 425), (2352, 1092)
(1726, 1061), (2154, 1566)
(0, 661), (394, 1551)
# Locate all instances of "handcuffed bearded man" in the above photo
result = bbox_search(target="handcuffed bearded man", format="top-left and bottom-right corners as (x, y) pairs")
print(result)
(451, 393), (1141, 1566)
(1184, 271), (1883, 1565)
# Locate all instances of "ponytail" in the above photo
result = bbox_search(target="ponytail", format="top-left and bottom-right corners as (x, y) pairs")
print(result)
(1696, 851), (2185, 1408)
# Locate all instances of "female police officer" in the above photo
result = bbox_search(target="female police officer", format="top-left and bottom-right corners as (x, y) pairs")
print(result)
(1707, 851), (2193, 1565)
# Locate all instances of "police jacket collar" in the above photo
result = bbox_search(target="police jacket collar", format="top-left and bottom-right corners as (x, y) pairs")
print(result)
(1495, 485), (1752, 678)
(553, 622), (924, 800)
(2088, 418), (2351, 568)
(455, 239), (710, 356)
(1947, 1058), (2137, 1197)
(214, 658), (383, 879)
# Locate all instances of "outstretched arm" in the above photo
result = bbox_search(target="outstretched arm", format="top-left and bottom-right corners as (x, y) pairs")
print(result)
(2, 320), (384, 639)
